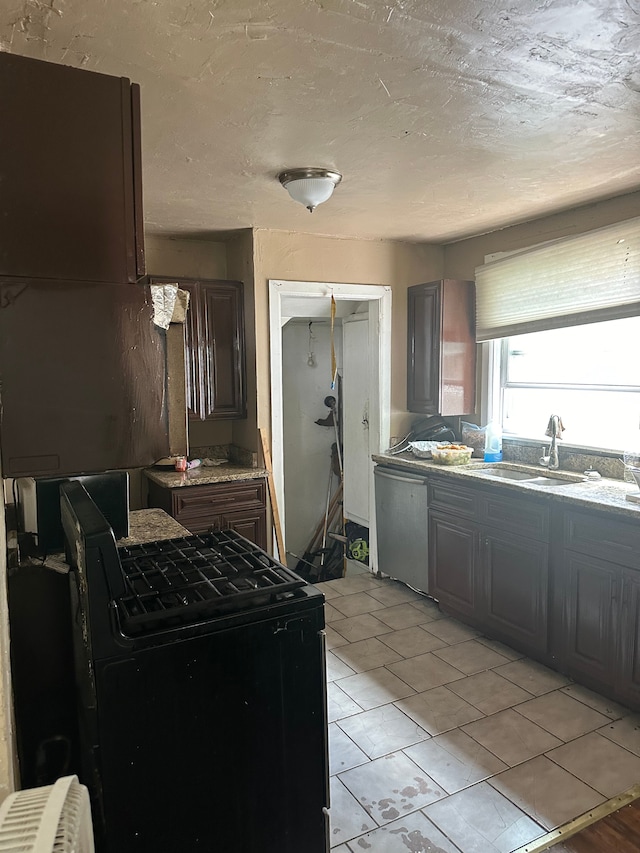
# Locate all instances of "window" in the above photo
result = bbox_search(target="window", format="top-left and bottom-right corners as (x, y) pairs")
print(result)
(494, 316), (640, 451)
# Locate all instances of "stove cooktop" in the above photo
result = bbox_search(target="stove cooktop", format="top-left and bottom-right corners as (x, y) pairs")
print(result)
(115, 529), (306, 633)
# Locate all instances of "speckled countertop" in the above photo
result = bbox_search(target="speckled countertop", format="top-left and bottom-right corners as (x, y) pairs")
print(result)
(373, 452), (640, 520)
(118, 509), (190, 545)
(144, 464), (267, 489)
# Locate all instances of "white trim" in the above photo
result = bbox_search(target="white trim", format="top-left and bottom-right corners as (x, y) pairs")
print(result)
(268, 279), (392, 568)
(480, 339), (501, 426)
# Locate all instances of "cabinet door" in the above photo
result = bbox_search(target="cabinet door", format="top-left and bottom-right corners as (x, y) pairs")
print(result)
(178, 283), (203, 420)
(0, 282), (169, 477)
(0, 53), (144, 283)
(407, 280), (475, 416)
(200, 282), (246, 419)
(407, 284), (441, 414)
(559, 552), (618, 689)
(481, 530), (549, 656)
(429, 512), (478, 617)
(618, 570), (640, 707)
(221, 510), (268, 552)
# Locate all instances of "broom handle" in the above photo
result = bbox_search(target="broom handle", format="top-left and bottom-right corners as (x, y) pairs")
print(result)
(259, 428), (287, 566)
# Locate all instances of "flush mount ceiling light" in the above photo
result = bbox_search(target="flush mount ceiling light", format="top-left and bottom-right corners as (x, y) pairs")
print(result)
(278, 168), (342, 212)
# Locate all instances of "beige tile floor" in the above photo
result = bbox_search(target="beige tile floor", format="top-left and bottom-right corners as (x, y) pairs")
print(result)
(320, 571), (640, 853)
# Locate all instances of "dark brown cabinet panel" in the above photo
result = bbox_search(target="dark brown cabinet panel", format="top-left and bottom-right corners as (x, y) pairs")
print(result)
(563, 509), (640, 571)
(147, 478), (267, 550)
(478, 492), (549, 541)
(619, 570), (640, 707)
(407, 280), (476, 416)
(429, 511), (478, 617)
(220, 509), (267, 550)
(557, 552), (618, 690)
(0, 281), (169, 478)
(199, 284), (246, 419)
(428, 477), (550, 658)
(151, 278), (246, 421)
(482, 530), (549, 655)
(558, 508), (640, 706)
(0, 53), (144, 284)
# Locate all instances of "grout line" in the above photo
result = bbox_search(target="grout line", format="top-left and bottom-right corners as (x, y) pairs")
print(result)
(327, 577), (640, 853)
(510, 783), (640, 853)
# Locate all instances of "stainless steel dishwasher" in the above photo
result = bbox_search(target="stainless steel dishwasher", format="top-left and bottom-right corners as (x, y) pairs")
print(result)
(374, 464), (429, 592)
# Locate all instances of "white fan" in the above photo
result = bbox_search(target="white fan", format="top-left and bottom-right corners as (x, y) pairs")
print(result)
(0, 775), (94, 853)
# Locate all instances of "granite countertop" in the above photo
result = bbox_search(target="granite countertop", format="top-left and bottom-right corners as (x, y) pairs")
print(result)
(373, 452), (640, 520)
(118, 509), (190, 545)
(41, 509), (190, 571)
(144, 464), (267, 489)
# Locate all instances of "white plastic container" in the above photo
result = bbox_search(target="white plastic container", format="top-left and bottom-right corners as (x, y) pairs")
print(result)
(483, 421), (503, 462)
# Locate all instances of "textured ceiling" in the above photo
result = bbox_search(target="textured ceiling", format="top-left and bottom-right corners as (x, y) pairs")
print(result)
(2, 0), (639, 242)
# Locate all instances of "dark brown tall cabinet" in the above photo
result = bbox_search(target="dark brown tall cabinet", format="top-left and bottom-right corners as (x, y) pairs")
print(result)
(151, 277), (247, 421)
(407, 279), (476, 416)
(0, 54), (171, 478)
(0, 52), (145, 284)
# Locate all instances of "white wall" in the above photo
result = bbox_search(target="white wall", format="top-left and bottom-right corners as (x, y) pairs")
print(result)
(282, 320), (343, 561)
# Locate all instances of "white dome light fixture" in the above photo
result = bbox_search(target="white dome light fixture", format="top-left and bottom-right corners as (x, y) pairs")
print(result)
(278, 168), (342, 212)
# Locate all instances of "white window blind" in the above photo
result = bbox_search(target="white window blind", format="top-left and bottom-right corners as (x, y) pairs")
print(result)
(475, 217), (640, 341)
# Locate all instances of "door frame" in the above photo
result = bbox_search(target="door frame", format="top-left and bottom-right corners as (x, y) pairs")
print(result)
(341, 312), (372, 528)
(269, 279), (392, 565)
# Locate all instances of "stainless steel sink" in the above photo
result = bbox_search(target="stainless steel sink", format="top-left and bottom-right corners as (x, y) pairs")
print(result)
(524, 477), (574, 486)
(474, 466), (583, 486)
(477, 468), (534, 481)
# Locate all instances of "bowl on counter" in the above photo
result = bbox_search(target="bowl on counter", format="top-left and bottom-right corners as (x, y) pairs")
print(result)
(430, 444), (473, 465)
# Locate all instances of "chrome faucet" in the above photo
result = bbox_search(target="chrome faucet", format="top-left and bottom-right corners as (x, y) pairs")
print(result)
(540, 414), (564, 470)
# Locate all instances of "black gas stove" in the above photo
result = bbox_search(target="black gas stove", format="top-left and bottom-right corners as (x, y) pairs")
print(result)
(60, 479), (329, 853)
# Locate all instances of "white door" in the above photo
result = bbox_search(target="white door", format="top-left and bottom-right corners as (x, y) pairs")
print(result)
(342, 314), (371, 526)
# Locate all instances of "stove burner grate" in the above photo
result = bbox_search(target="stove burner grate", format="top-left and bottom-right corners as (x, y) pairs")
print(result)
(115, 529), (305, 633)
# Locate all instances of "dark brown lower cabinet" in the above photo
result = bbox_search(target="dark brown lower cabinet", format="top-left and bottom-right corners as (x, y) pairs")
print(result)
(620, 570), (640, 707)
(429, 512), (477, 618)
(558, 508), (640, 708)
(428, 485), (640, 711)
(147, 478), (267, 551)
(556, 551), (618, 691)
(482, 530), (549, 656)
(428, 478), (550, 660)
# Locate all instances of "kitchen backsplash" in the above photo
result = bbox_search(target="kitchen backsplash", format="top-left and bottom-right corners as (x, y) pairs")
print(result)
(503, 439), (626, 480)
(189, 444), (259, 468)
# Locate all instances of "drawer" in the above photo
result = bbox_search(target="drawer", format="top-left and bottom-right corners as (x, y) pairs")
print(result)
(171, 479), (266, 521)
(563, 509), (640, 571)
(478, 491), (549, 541)
(428, 479), (478, 519)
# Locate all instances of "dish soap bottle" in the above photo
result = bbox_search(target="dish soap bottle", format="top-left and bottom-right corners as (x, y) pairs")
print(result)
(484, 421), (503, 462)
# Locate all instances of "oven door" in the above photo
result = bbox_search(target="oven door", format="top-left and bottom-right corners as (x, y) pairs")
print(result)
(92, 601), (328, 853)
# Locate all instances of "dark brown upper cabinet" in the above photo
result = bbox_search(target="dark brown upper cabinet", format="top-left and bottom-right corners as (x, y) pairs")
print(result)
(0, 280), (169, 478)
(407, 280), (476, 416)
(150, 278), (247, 421)
(0, 53), (145, 284)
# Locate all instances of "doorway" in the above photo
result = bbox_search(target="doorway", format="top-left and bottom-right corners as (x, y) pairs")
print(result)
(269, 280), (391, 574)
